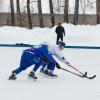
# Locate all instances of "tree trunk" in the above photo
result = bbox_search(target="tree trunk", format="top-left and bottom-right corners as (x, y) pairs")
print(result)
(0, 0), (3, 10)
(16, 0), (22, 27)
(49, 0), (55, 27)
(73, 0), (79, 25)
(38, 0), (44, 27)
(96, 0), (100, 24)
(64, 0), (69, 23)
(27, 0), (32, 29)
(10, 0), (15, 26)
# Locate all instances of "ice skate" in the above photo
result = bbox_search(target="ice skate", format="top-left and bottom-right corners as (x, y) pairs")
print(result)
(44, 69), (58, 77)
(40, 68), (45, 74)
(8, 72), (16, 80)
(28, 71), (37, 80)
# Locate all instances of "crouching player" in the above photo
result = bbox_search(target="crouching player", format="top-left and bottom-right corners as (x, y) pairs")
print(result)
(8, 44), (58, 80)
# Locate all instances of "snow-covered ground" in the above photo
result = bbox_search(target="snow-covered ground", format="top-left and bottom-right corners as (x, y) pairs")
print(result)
(0, 24), (100, 46)
(0, 24), (100, 100)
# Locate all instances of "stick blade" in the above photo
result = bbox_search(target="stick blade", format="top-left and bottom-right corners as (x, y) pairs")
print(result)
(87, 75), (96, 79)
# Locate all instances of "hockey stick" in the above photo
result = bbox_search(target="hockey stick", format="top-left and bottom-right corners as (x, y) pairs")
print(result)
(67, 64), (96, 79)
(67, 64), (86, 76)
(61, 67), (96, 79)
(60, 67), (87, 78)
(68, 65), (96, 79)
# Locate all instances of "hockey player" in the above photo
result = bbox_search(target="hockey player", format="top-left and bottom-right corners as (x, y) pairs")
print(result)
(55, 23), (65, 44)
(9, 44), (57, 80)
(40, 41), (71, 76)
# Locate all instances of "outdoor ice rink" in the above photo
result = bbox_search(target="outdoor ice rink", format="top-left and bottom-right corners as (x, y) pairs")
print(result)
(0, 47), (100, 100)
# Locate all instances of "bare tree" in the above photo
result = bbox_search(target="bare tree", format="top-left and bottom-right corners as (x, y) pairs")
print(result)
(64, 0), (69, 23)
(38, 0), (44, 27)
(57, 0), (60, 12)
(80, 0), (86, 24)
(49, 0), (55, 27)
(96, 0), (100, 24)
(27, 0), (32, 29)
(10, 0), (15, 26)
(16, 0), (22, 27)
(73, 0), (79, 25)
(0, 0), (3, 10)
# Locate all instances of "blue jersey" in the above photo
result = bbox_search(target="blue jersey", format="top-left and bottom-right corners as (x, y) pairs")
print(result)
(25, 45), (55, 63)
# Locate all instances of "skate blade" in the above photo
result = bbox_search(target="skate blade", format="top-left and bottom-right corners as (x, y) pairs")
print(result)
(8, 77), (16, 80)
(43, 74), (58, 79)
(8, 79), (15, 80)
(27, 77), (37, 81)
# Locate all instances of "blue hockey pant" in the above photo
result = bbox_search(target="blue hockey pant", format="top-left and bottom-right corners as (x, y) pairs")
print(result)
(13, 51), (42, 75)
(42, 58), (56, 71)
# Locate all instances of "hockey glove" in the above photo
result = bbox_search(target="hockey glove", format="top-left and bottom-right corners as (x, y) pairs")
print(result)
(65, 61), (71, 66)
(56, 62), (61, 69)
